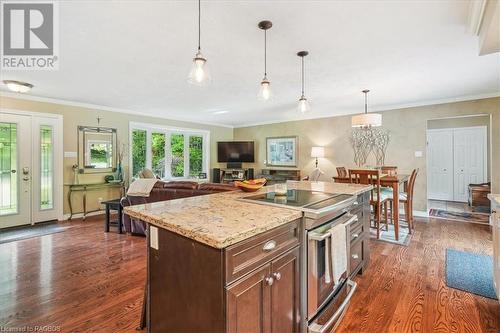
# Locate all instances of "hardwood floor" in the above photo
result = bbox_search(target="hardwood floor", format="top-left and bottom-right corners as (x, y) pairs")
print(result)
(0, 216), (498, 332)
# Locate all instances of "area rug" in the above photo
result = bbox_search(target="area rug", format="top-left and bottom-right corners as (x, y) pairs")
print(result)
(0, 222), (69, 244)
(370, 221), (412, 246)
(429, 209), (489, 224)
(445, 249), (498, 300)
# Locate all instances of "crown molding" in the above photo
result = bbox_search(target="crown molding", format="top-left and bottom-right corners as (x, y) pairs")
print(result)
(0, 91), (234, 129)
(233, 91), (500, 128)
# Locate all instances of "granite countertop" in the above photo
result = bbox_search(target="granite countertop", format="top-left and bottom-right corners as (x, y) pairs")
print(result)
(124, 181), (372, 249)
(488, 194), (500, 206)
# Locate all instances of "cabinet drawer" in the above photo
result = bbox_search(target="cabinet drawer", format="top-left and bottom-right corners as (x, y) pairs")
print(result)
(350, 239), (364, 274)
(348, 206), (363, 232)
(349, 222), (363, 244)
(225, 219), (300, 285)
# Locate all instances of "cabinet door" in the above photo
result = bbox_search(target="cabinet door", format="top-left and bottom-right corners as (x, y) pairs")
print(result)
(271, 247), (300, 333)
(226, 264), (272, 333)
(427, 129), (454, 200)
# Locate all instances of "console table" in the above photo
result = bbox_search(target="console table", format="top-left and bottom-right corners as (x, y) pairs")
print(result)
(65, 182), (125, 220)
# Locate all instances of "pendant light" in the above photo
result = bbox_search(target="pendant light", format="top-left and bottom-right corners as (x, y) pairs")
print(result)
(188, 0), (210, 85)
(258, 20), (273, 101)
(351, 90), (382, 128)
(297, 51), (311, 113)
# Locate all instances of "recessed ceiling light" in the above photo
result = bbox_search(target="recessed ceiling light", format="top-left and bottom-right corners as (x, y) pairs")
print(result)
(3, 80), (34, 93)
(212, 110), (228, 115)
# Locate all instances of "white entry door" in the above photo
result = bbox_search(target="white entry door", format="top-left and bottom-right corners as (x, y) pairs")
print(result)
(453, 127), (487, 202)
(0, 112), (63, 228)
(0, 114), (32, 228)
(427, 129), (454, 200)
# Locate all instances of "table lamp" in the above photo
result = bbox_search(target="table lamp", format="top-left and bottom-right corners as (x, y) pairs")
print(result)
(311, 147), (325, 168)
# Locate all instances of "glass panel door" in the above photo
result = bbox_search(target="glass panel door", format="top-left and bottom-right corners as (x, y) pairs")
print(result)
(131, 129), (147, 177)
(0, 113), (31, 228)
(31, 116), (63, 224)
(0, 123), (18, 215)
(40, 125), (53, 210)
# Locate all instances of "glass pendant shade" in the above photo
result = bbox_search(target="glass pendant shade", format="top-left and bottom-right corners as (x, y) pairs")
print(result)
(188, 50), (210, 85)
(351, 113), (382, 127)
(258, 78), (272, 101)
(298, 96), (311, 113)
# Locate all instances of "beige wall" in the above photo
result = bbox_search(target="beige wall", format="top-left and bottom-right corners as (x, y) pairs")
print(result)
(234, 97), (500, 212)
(0, 96), (233, 215)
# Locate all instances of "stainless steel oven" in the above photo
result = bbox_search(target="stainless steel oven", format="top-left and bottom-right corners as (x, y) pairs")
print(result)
(307, 212), (357, 319)
(303, 201), (359, 333)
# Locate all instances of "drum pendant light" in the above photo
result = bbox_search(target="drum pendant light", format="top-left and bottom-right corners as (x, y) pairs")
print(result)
(351, 90), (382, 128)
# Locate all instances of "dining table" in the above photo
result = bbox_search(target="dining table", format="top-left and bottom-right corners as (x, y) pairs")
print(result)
(333, 172), (410, 241)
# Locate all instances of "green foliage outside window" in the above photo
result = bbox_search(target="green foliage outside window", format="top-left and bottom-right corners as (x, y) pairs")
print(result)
(171, 134), (184, 177)
(132, 130), (146, 176)
(152, 133), (165, 178)
(189, 136), (203, 177)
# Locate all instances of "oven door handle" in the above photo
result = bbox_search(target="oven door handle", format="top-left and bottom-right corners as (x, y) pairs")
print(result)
(308, 280), (358, 333)
(309, 214), (358, 241)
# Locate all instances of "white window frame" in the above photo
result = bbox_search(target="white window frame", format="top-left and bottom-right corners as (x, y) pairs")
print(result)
(129, 122), (210, 181)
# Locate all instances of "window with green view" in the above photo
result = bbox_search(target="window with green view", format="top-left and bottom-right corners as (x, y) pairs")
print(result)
(132, 129), (147, 176)
(189, 135), (203, 177)
(152, 132), (165, 178)
(171, 134), (184, 177)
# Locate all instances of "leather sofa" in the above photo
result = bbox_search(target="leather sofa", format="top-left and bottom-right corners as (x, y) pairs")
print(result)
(121, 181), (237, 235)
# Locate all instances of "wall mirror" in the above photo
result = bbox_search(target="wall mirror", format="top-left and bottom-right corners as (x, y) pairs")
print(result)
(77, 126), (117, 173)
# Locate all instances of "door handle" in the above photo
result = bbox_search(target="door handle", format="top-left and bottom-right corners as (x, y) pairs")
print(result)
(265, 276), (274, 286)
(273, 272), (281, 281)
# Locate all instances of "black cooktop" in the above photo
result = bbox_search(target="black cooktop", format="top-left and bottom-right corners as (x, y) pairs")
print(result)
(243, 189), (351, 208)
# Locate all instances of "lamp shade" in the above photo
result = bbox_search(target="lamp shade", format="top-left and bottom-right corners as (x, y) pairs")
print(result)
(351, 113), (382, 128)
(311, 146), (325, 158)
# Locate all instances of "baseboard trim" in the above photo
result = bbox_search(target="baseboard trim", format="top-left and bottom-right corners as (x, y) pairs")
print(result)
(62, 210), (106, 221)
(413, 210), (429, 217)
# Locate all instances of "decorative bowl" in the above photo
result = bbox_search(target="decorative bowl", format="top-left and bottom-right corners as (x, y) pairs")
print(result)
(235, 178), (267, 192)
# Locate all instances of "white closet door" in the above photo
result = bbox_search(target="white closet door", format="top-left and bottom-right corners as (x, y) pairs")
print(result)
(453, 127), (486, 202)
(427, 129), (454, 200)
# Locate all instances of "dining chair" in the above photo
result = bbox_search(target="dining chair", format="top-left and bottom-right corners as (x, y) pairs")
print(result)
(333, 167), (350, 183)
(381, 166), (398, 176)
(349, 169), (390, 239)
(385, 168), (419, 233)
(336, 167), (348, 178)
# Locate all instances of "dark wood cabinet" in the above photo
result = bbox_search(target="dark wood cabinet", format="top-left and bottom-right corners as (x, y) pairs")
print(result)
(226, 264), (272, 333)
(226, 247), (300, 333)
(147, 219), (301, 333)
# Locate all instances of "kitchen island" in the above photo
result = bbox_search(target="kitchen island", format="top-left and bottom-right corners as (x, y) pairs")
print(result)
(124, 181), (372, 333)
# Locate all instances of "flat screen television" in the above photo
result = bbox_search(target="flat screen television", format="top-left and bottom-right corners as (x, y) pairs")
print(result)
(217, 141), (254, 163)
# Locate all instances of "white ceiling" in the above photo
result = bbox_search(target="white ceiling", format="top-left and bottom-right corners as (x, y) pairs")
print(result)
(1, 0), (499, 127)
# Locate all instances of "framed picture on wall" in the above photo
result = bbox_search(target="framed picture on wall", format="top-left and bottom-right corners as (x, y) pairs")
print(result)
(266, 136), (298, 167)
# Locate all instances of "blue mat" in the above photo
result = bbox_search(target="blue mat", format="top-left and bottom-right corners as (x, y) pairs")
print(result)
(445, 249), (498, 300)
